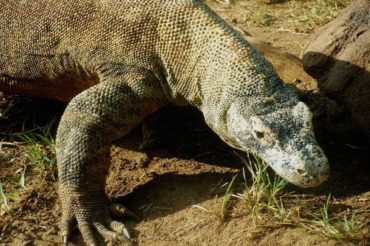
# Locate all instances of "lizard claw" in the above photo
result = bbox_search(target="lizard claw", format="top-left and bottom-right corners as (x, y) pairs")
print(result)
(60, 192), (134, 245)
(62, 234), (68, 246)
(94, 221), (133, 244)
(118, 235), (133, 244)
(107, 219), (132, 242)
(122, 227), (131, 239)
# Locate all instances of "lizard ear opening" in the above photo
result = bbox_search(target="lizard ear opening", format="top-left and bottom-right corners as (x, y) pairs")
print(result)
(292, 102), (312, 121)
(292, 102), (314, 130)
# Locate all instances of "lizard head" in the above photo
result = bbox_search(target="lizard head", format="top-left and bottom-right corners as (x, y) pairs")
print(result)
(224, 94), (329, 188)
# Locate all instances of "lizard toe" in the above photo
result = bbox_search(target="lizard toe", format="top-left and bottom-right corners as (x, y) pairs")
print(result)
(94, 222), (132, 244)
(108, 219), (131, 239)
(111, 203), (140, 221)
(78, 222), (97, 246)
(61, 201), (76, 246)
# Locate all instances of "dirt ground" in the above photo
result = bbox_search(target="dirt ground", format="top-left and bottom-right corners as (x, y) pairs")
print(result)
(0, 1), (369, 245)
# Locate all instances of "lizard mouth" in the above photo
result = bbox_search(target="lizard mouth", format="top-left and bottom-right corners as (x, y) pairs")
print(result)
(263, 151), (330, 188)
(288, 157), (330, 188)
(292, 169), (329, 188)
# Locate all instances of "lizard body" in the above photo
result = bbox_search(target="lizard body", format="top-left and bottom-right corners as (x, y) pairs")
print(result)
(0, 0), (329, 244)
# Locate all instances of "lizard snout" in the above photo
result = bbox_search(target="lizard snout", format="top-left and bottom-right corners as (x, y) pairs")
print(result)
(294, 157), (330, 188)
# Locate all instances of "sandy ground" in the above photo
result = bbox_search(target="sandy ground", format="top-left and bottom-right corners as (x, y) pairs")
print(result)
(0, 1), (369, 245)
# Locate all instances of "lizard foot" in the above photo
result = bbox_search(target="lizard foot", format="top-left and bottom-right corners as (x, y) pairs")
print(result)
(60, 192), (133, 245)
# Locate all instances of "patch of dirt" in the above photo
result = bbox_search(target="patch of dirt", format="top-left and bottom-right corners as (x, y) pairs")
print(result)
(0, 1), (369, 246)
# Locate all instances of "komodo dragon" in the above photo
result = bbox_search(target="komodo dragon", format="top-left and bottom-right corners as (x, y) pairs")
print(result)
(0, 0), (329, 245)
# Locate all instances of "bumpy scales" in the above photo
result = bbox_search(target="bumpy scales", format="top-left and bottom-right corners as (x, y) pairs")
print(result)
(0, 0), (329, 244)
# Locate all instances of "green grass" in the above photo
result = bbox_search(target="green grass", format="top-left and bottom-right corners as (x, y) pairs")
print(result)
(0, 167), (27, 212)
(210, 0), (352, 27)
(251, 10), (274, 26)
(237, 153), (288, 223)
(288, 0), (350, 25)
(13, 119), (57, 170)
(0, 182), (23, 213)
(216, 153), (368, 241)
(220, 175), (238, 219)
(192, 175), (239, 221)
(0, 182), (9, 210)
(8, 166), (27, 190)
(1, 97), (57, 170)
(0, 99), (23, 120)
(297, 194), (367, 239)
(1, 98), (59, 216)
(0, 98), (28, 134)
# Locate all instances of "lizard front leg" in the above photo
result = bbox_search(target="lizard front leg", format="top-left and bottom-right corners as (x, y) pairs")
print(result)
(56, 69), (167, 245)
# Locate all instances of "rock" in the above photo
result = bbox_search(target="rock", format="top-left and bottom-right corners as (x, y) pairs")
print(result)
(302, 0), (370, 137)
(245, 36), (350, 141)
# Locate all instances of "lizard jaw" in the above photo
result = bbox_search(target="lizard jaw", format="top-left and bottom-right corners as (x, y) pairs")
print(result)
(262, 145), (330, 188)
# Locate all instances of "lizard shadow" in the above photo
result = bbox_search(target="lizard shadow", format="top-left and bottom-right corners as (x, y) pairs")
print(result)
(285, 52), (370, 198)
(104, 106), (247, 241)
(117, 171), (240, 239)
(9, 69), (363, 223)
(1, 52), (369, 242)
(112, 52), (370, 221)
(110, 89), (369, 233)
(299, 51), (370, 143)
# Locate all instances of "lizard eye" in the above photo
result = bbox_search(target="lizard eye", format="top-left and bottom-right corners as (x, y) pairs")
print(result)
(253, 130), (275, 147)
(250, 116), (274, 144)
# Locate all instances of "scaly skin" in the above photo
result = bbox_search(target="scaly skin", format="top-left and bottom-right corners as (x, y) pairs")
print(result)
(0, 0), (329, 244)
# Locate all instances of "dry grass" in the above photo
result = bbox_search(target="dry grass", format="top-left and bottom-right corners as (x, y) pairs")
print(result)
(218, 153), (369, 242)
(210, 0), (353, 27)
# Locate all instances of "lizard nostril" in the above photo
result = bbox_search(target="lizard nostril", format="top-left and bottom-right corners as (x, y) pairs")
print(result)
(313, 147), (323, 158)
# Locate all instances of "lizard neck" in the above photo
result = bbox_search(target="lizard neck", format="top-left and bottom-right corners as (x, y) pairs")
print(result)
(155, 0), (278, 135)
